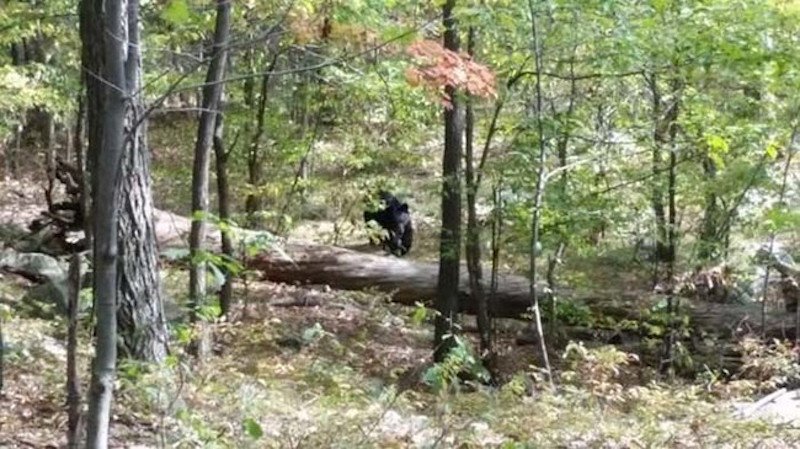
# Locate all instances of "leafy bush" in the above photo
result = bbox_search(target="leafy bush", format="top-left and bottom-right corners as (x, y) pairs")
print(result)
(736, 337), (800, 391)
(560, 341), (639, 403)
(423, 336), (490, 393)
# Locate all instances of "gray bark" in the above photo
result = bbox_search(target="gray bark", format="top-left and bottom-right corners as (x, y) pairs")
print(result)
(67, 254), (82, 449)
(84, 0), (126, 444)
(189, 0), (232, 358)
(213, 110), (234, 316)
(116, 0), (168, 362)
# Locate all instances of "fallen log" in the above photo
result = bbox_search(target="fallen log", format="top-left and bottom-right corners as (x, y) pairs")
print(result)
(150, 210), (800, 339)
(248, 243), (541, 319)
(151, 209), (540, 318)
(245, 243), (800, 337)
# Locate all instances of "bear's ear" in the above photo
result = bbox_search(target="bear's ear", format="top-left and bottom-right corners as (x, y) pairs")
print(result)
(398, 203), (409, 213)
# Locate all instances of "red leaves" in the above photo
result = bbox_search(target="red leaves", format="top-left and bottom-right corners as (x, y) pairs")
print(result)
(405, 40), (497, 107)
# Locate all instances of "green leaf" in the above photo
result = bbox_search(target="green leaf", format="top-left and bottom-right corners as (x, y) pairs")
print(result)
(302, 323), (325, 343)
(705, 134), (730, 157)
(160, 247), (190, 262)
(242, 418), (263, 439)
(410, 302), (428, 325)
(162, 0), (190, 25)
(765, 141), (780, 159)
(765, 207), (800, 231)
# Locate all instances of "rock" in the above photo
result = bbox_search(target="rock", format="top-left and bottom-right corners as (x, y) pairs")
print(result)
(0, 250), (65, 282)
(734, 388), (800, 424)
(1, 249), (92, 317)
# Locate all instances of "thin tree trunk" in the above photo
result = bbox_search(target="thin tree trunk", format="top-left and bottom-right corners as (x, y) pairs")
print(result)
(660, 77), (681, 375)
(699, 153), (720, 261)
(189, 0), (232, 358)
(464, 26), (491, 359)
(244, 54), (280, 227)
(528, 1), (553, 386)
(73, 94), (91, 250)
(10, 126), (21, 178)
(66, 254), (82, 449)
(80, 1), (102, 203)
(760, 127), (798, 338)
(84, 0), (126, 443)
(490, 183), (503, 351)
(116, 0), (168, 362)
(648, 74), (671, 264)
(434, 0), (463, 363)
(45, 115), (56, 211)
(214, 109), (235, 317)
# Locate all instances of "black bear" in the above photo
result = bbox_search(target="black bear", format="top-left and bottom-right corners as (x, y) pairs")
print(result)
(363, 191), (414, 256)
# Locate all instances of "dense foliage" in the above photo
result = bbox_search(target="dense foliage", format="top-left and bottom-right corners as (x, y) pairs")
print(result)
(2, 0), (800, 446)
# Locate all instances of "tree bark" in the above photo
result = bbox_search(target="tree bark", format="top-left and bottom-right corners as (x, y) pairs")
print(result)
(648, 74), (677, 264)
(244, 53), (280, 228)
(84, 0), (125, 443)
(464, 27), (491, 358)
(214, 109), (235, 317)
(116, 0), (169, 363)
(528, 1), (553, 384)
(66, 254), (82, 449)
(189, 0), (231, 359)
(660, 76), (681, 375)
(74, 93), (92, 250)
(699, 154), (724, 262)
(435, 0), (463, 363)
(79, 0), (103, 200)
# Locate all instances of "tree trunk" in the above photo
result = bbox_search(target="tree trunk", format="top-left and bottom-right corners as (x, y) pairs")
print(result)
(80, 0), (103, 201)
(435, 0), (463, 363)
(66, 254), (82, 449)
(244, 53), (280, 228)
(464, 27), (491, 359)
(44, 115), (57, 211)
(74, 94), (92, 250)
(660, 77), (681, 375)
(214, 109), (235, 317)
(116, 0), (168, 363)
(189, 0), (232, 358)
(648, 74), (671, 264)
(83, 0), (125, 443)
(699, 154), (721, 261)
(528, 1), (553, 384)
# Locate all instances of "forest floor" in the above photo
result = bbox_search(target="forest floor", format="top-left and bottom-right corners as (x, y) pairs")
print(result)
(2, 177), (800, 448)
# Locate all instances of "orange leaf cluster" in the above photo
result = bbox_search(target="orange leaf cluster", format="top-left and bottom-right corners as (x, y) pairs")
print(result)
(405, 40), (497, 108)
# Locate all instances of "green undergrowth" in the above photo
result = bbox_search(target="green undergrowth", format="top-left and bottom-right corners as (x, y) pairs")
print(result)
(109, 328), (800, 448)
(3, 270), (800, 448)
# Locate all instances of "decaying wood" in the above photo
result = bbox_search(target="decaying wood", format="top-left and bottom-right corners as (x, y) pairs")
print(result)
(247, 243), (540, 319)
